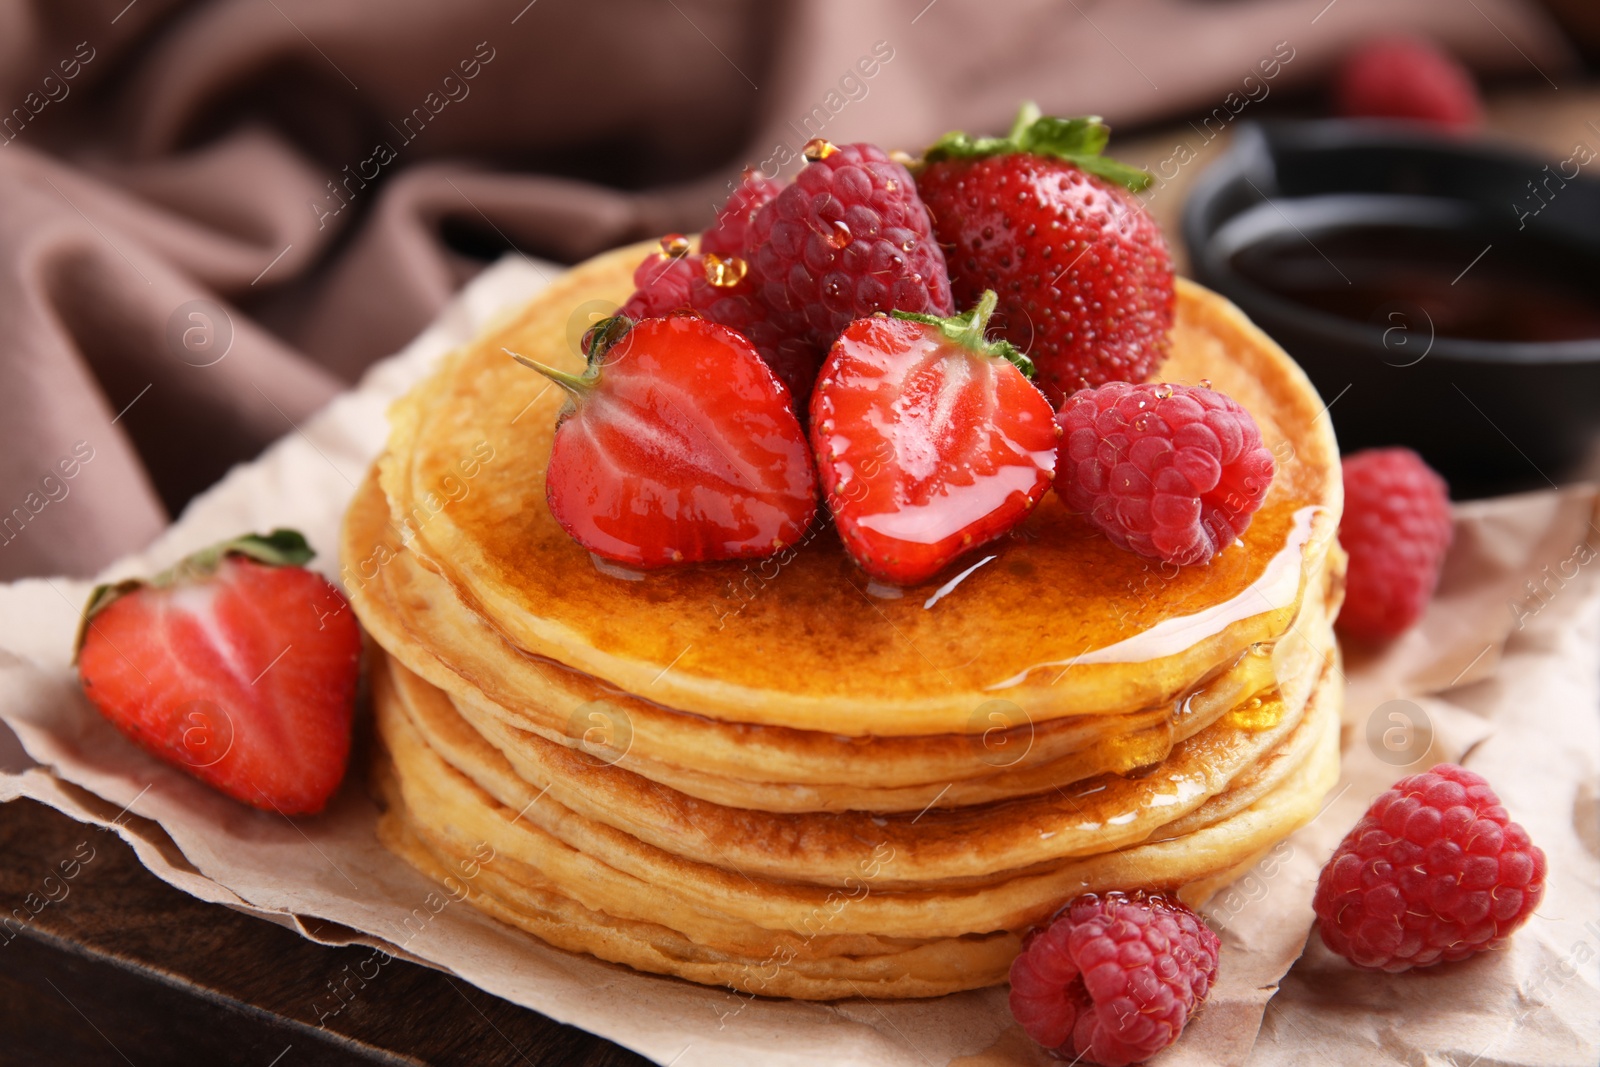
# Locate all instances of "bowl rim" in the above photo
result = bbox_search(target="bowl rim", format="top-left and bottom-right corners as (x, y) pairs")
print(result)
(1181, 121), (1600, 366)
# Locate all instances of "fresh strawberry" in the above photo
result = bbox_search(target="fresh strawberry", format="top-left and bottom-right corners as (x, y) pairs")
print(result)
(512, 315), (817, 567)
(916, 104), (1175, 405)
(812, 291), (1059, 585)
(74, 531), (360, 815)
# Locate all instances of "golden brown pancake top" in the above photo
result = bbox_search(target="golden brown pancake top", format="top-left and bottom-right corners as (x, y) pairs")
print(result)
(378, 245), (1341, 733)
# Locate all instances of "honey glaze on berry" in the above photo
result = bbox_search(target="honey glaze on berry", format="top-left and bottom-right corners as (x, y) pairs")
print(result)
(387, 244), (1341, 733)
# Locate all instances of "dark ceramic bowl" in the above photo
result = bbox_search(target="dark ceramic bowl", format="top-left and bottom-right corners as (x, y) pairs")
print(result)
(1182, 120), (1600, 498)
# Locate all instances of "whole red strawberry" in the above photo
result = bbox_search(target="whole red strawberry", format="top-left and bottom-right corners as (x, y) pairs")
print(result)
(811, 291), (1058, 585)
(1314, 763), (1545, 971)
(1056, 381), (1274, 566)
(917, 105), (1174, 405)
(74, 531), (360, 815)
(747, 139), (954, 395)
(1010, 891), (1220, 1066)
(1334, 36), (1482, 131)
(512, 315), (817, 567)
(1337, 447), (1453, 642)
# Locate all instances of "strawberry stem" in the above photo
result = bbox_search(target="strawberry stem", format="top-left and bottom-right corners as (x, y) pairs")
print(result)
(504, 348), (593, 397)
(505, 316), (633, 398)
(892, 290), (1036, 377)
(1007, 101), (1042, 141)
(923, 102), (1151, 193)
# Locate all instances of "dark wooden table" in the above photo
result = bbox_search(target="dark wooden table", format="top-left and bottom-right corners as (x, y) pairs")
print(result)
(0, 798), (650, 1067)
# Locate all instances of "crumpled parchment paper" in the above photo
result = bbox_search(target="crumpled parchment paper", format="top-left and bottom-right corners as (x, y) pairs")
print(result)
(3, 257), (1595, 1067)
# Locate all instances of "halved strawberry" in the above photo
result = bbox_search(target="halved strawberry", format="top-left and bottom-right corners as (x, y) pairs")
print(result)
(811, 292), (1060, 585)
(511, 315), (817, 567)
(74, 531), (360, 815)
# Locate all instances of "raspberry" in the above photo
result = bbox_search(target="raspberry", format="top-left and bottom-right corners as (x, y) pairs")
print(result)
(620, 167), (781, 322)
(1314, 764), (1545, 972)
(1336, 447), (1453, 642)
(748, 141), (953, 365)
(1334, 35), (1482, 131)
(701, 167), (781, 258)
(618, 242), (697, 320)
(618, 167), (812, 400)
(616, 247), (814, 404)
(1009, 892), (1219, 1066)
(1055, 382), (1274, 566)
(620, 147), (950, 407)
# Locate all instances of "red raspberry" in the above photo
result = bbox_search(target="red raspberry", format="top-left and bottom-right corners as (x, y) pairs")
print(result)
(616, 247), (814, 404)
(1009, 892), (1219, 1066)
(1336, 447), (1453, 642)
(1314, 763), (1545, 972)
(617, 168), (810, 400)
(618, 243), (697, 320)
(1334, 35), (1482, 131)
(1055, 382), (1274, 566)
(701, 166), (781, 258)
(748, 141), (953, 364)
(620, 167), (781, 321)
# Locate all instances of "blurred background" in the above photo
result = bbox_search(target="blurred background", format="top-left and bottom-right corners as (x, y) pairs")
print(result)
(2, 0), (1599, 582)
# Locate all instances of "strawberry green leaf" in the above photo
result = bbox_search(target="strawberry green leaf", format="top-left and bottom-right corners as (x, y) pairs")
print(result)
(73, 529), (317, 660)
(893, 290), (1036, 377)
(1016, 115), (1108, 159)
(922, 129), (1011, 161)
(219, 530), (316, 568)
(923, 102), (1151, 193)
(580, 315), (634, 369)
(167, 529), (315, 582)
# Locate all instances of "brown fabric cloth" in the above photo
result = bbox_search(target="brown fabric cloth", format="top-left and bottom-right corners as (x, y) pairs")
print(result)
(0, 0), (1576, 581)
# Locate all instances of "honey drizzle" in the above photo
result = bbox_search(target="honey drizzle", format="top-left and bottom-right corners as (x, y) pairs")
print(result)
(986, 505), (1323, 690)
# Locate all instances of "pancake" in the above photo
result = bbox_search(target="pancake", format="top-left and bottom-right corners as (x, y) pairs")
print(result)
(371, 651), (1341, 998)
(372, 243), (1342, 735)
(375, 649), (1338, 935)
(348, 241), (1347, 999)
(388, 619), (1331, 886)
(343, 466), (1343, 812)
(375, 792), (1027, 1000)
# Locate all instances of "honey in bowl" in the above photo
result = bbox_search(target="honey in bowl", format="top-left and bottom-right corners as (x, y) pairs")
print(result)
(1229, 222), (1600, 344)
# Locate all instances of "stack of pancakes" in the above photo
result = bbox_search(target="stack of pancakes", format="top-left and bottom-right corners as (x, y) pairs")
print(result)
(342, 244), (1345, 1000)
